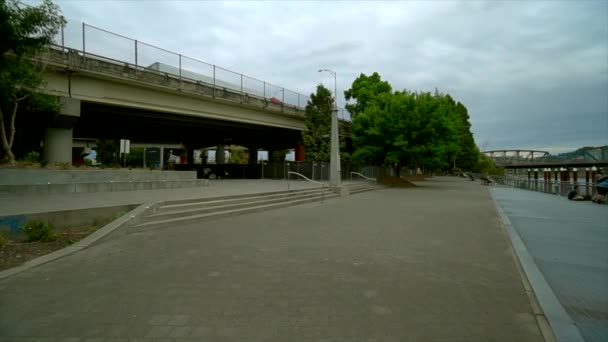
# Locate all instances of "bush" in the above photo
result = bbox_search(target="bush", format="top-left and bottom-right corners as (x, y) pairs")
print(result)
(83, 158), (93, 167)
(23, 151), (41, 163)
(0, 232), (7, 248)
(21, 221), (58, 242)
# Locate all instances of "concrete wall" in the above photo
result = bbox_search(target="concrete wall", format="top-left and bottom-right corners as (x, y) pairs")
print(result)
(0, 179), (209, 195)
(0, 204), (138, 238)
(0, 169), (198, 185)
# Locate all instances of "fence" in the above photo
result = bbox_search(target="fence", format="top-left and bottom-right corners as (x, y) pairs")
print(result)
(493, 176), (598, 197)
(177, 162), (387, 181)
(49, 17), (353, 118)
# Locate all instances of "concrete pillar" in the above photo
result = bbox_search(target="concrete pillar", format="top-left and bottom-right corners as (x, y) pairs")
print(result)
(295, 143), (305, 161)
(572, 168), (578, 184)
(554, 168), (559, 182)
(186, 147), (194, 167)
(216, 144), (225, 164)
(43, 128), (73, 165)
(43, 97), (80, 165)
(248, 147), (258, 164)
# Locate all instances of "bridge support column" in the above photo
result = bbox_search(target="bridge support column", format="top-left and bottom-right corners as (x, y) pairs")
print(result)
(43, 97), (80, 166)
(186, 146), (194, 167)
(216, 144), (225, 164)
(295, 143), (305, 161)
(43, 128), (73, 165)
(554, 168), (559, 182)
(248, 146), (258, 164)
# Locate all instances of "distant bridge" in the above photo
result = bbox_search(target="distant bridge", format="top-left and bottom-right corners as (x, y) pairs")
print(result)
(482, 148), (608, 169)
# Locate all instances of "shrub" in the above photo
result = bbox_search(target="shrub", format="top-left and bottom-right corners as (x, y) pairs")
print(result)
(23, 151), (41, 163)
(21, 221), (58, 242)
(0, 232), (7, 248)
(83, 158), (93, 167)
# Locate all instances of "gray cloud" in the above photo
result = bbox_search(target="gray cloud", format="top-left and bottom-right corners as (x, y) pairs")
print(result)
(26, 0), (608, 153)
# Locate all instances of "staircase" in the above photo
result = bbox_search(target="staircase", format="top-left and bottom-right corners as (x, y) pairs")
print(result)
(131, 182), (382, 232)
(346, 182), (381, 194)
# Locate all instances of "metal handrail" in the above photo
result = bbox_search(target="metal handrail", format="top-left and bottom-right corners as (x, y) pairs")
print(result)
(350, 172), (376, 184)
(287, 171), (327, 203)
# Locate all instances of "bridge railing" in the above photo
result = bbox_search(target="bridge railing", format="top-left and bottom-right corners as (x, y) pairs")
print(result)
(48, 17), (355, 119)
(493, 175), (598, 197)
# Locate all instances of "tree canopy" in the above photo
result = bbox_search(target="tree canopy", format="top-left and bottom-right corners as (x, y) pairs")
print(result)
(347, 73), (484, 175)
(344, 72), (392, 119)
(0, 0), (64, 164)
(302, 84), (333, 162)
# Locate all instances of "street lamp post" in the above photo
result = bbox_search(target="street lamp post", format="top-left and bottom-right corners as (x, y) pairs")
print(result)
(319, 68), (340, 187)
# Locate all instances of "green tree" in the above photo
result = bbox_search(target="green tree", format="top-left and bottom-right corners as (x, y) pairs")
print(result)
(344, 72), (392, 119)
(96, 139), (119, 166)
(229, 147), (248, 164)
(474, 153), (505, 175)
(126, 147), (144, 168)
(269, 150), (287, 162)
(0, 0), (65, 165)
(302, 84), (333, 161)
(452, 101), (479, 171)
(352, 89), (461, 176)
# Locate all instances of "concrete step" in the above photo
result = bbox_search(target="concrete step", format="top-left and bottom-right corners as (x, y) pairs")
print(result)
(158, 188), (327, 213)
(144, 190), (333, 222)
(133, 192), (339, 231)
(347, 183), (382, 195)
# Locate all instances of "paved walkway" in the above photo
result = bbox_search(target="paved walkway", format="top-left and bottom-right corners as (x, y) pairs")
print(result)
(0, 178), (544, 341)
(492, 187), (608, 342)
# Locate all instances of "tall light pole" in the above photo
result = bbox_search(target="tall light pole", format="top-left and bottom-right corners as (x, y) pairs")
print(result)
(319, 68), (340, 186)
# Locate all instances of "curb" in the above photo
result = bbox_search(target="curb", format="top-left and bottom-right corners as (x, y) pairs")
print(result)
(489, 189), (585, 342)
(0, 202), (154, 281)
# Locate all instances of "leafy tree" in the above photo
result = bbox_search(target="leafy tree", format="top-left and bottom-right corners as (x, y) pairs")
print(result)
(344, 72), (392, 119)
(269, 150), (287, 162)
(126, 147), (144, 168)
(302, 84), (333, 161)
(229, 147), (248, 164)
(96, 139), (119, 166)
(474, 153), (504, 175)
(453, 101), (479, 171)
(352, 89), (461, 176)
(0, 0), (65, 165)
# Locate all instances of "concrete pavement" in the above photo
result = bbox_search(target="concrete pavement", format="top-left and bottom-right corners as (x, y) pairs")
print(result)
(0, 178), (544, 341)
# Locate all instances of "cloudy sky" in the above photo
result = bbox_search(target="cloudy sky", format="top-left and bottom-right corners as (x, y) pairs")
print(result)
(28, 0), (608, 154)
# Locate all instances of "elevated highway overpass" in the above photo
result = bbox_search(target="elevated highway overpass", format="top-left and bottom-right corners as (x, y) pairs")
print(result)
(29, 21), (351, 165)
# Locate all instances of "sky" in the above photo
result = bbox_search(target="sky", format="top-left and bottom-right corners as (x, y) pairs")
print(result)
(27, 0), (608, 154)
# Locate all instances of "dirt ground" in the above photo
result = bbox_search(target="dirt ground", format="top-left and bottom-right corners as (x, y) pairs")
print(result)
(0, 226), (98, 271)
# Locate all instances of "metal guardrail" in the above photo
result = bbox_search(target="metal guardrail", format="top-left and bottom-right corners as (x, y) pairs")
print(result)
(287, 171), (327, 203)
(493, 176), (598, 197)
(350, 172), (376, 184)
